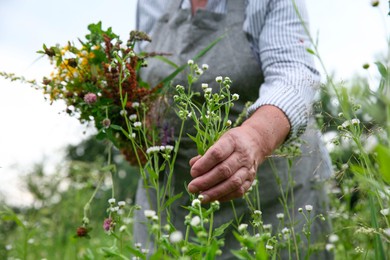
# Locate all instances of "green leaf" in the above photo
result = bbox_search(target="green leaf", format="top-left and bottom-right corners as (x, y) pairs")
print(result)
(100, 247), (130, 259)
(213, 220), (232, 238)
(159, 64), (187, 87)
(306, 48), (316, 55)
(125, 246), (146, 259)
(110, 124), (123, 131)
(255, 242), (268, 260)
(193, 34), (225, 60)
(375, 144), (390, 184)
(154, 56), (179, 69)
(162, 192), (183, 209)
(187, 134), (198, 144)
(375, 61), (388, 79)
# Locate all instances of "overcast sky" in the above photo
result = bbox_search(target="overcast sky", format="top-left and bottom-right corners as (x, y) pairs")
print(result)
(0, 0), (388, 206)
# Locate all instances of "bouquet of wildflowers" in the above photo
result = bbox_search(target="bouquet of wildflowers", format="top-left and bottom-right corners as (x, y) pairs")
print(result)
(38, 22), (168, 165)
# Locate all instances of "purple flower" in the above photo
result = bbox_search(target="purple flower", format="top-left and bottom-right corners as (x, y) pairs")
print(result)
(103, 218), (112, 231)
(84, 93), (97, 104)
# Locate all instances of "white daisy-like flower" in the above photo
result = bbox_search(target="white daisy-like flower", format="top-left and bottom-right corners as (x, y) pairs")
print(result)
(305, 205), (313, 212)
(144, 210), (156, 219)
(165, 145), (174, 152)
(176, 84), (185, 91)
(263, 224), (272, 231)
(195, 68), (203, 75)
(341, 120), (351, 128)
(383, 228), (390, 237)
(232, 93), (239, 100)
(216, 76), (223, 83)
(192, 199), (201, 207)
(118, 201), (126, 207)
(204, 87), (212, 94)
(325, 243), (335, 251)
(132, 102), (140, 108)
(201, 83), (208, 89)
(266, 244), (274, 250)
(226, 120), (232, 127)
(133, 121), (142, 128)
(119, 225), (127, 232)
(187, 59), (194, 65)
(351, 118), (360, 125)
(276, 213), (284, 220)
(120, 110), (127, 116)
(110, 206), (119, 212)
(211, 200), (220, 207)
(329, 234), (339, 243)
(380, 208), (390, 216)
(238, 224), (248, 232)
(282, 227), (290, 234)
(170, 231), (183, 243)
(190, 216), (201, 226)
(146, 146), (160, 154)
(108, 198), (116, 204)
(202, 64), (209, 70)
(129, 114), (137, 121)
(254, 210), (262, 216)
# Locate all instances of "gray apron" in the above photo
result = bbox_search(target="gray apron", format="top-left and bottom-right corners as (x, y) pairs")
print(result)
(135, 1), (332, 259)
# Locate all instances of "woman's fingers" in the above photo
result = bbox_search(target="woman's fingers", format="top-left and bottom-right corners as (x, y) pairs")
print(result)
(188, 151), (247, 193)
(190, 133), (236, 178)
(197, 166), (256, 203)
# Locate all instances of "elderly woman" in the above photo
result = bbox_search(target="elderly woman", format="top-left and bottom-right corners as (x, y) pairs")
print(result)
(134, 0), (332, 259)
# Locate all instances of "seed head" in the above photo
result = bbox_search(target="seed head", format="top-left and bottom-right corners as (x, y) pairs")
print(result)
(76, 226), (89, 237)
(102, 118), (111, 128)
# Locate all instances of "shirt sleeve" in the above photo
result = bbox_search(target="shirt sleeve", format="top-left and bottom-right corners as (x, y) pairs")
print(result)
(245, 0), (320, 140)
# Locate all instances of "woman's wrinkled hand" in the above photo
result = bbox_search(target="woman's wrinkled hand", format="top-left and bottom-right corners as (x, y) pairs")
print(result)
(187, 105), (291, 203)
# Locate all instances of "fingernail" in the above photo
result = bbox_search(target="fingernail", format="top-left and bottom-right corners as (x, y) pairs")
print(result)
(188, 183), (199, 193)
(201, 194), (210, 203)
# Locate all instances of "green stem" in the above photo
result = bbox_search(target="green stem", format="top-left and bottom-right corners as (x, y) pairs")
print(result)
(208, 211), (214, 246)
(230, 200), (240, 226)
(269, 159), (300, 260)
(84, 174), (105, 219)
(107, 142), (115, 200)
(369, 194), (386, 260)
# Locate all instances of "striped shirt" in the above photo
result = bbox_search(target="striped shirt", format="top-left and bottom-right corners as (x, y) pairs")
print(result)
(136, 0), (320, 139)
